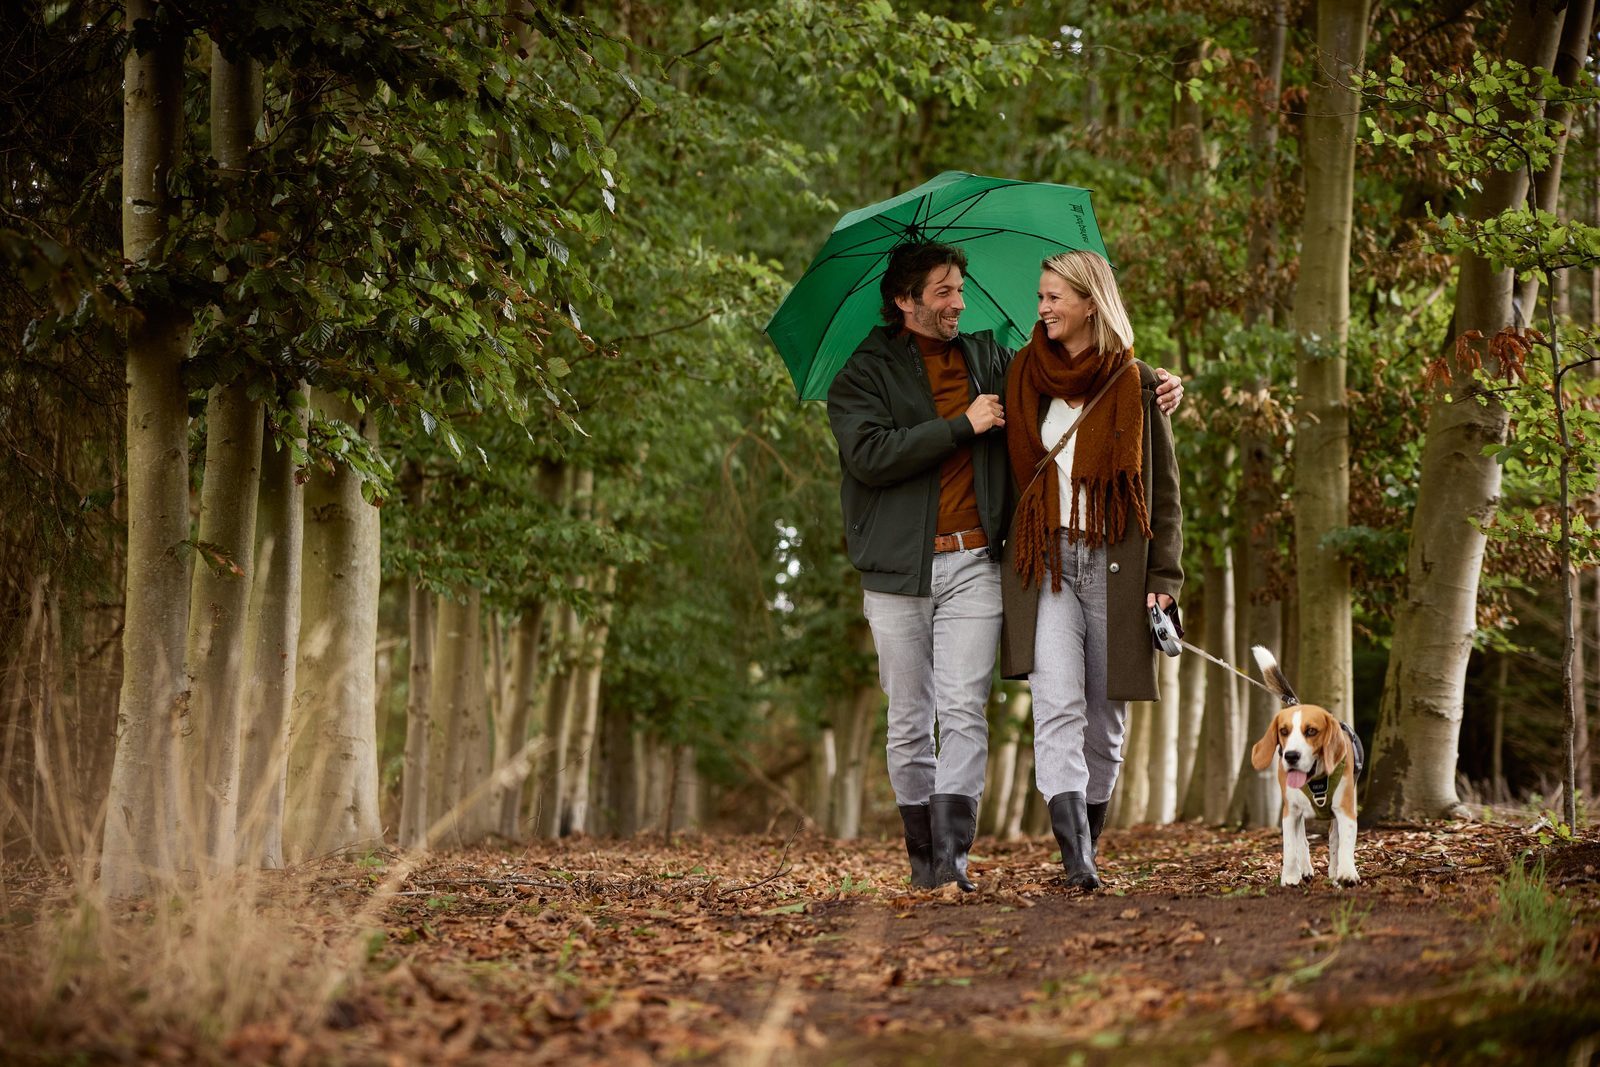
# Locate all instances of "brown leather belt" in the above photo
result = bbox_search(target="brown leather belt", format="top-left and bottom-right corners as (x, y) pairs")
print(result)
(933, 527), (987, 553)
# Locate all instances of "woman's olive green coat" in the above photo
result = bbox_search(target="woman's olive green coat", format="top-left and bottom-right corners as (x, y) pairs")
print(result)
(999, 360), (1184, 701)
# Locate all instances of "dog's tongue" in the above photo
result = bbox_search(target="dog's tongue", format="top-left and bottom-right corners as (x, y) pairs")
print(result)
(1286, 769), (1309, 790)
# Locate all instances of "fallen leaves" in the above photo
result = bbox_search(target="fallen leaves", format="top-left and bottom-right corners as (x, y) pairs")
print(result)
(1, 820), (1592, 1064)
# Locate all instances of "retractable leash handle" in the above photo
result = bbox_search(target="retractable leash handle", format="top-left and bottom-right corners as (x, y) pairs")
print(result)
(1149, 603), (1181, 657)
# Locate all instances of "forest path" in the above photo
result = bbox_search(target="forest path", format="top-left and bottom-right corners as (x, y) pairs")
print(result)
(330, 820), (1599, 1065)
(12, 822), (1591, 1063)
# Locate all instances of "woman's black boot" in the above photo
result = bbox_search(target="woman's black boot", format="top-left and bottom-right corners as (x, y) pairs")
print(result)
(898, 804), (937, 889)
(1048, 791), (1101, 890)
(929, 793), (978, 892)
(1086, 800), (1109, 856)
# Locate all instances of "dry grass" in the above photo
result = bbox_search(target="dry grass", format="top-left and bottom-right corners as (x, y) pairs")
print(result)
(0, 726), (559, 1062)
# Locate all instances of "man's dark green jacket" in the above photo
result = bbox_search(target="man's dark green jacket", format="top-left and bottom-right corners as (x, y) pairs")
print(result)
(826, 326), (1012, 596)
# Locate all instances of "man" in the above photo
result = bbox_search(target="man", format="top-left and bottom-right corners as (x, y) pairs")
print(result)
(826, 241), (1181, 891)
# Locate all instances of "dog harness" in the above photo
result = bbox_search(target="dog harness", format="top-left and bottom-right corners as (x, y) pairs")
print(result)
(1290, 722), (1364, 818)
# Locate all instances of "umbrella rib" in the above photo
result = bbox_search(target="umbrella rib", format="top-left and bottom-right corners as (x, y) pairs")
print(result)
(808, 246), (896, 383)
(963, 268), (1031, 341)
(795, 215), (921, 274)
(921, 184), (1018, 232)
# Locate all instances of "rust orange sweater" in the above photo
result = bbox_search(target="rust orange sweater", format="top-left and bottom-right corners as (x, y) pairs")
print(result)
(910, 331), (981, 536)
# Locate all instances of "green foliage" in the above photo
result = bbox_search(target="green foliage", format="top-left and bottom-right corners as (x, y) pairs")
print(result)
(1364, 41), (1600, 629)
(1492, 855), (1575, 990)
(1362, 55), (1598, 194)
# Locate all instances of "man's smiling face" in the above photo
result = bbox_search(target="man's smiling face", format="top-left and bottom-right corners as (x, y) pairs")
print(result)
(897, 264), (965, 341)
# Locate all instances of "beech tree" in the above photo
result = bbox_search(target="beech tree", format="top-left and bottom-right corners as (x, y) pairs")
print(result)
(101, 0), (190, 898)
(1365, 2), (1572, 822)
(1291, 0), (1371, 726)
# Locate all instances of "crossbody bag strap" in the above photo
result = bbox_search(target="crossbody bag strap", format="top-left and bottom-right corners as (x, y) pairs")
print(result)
(1018, 357), (1136, 501)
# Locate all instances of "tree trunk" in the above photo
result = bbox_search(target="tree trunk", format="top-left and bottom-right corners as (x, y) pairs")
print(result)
(534, 597), (578, 838)
(102, 0), (190, 897)
(671, 744), (701, 834)
(535, 466), (588, 838)
(237, 390), (306, 869)
(1576, 575), (1592, 799)
(1234, 0), (1289, 831)
(1365, 3), (1565, 825)
(1591, 570), (1600, 792)
(1515, 0), (1594, 318)
(829, 681), (879, 839)
(812, 726), (837, 830)
(428, 588), (480, 845)
(1231, 602), (1282, 828)
(1243, 0), (1288, 326)
(175, 43), (266, 870)
(1113, 699), (1153, 828)
(1539, 0), (1598, 807)
(598, 687), (638, 837)
(462, 595), (494, 841)
(1291, 0), (1370, 725)
(1175, 600), (1206, 812)
(495, 604), (545, 838)
(283, 392), (381, 862)
(565, 566), (617, 835)
(1146, 652), (1180, 824)
(1201, 550), (1238, 823)
(642, 734), (670, 834)
(1491, 653), (1509, 802)
(1003, 744), (1034, 841)
(398, 578), (433, 849)
(1168, 41), (1208, 373)
(180, 383), (262, 868)
(6, 579), (58, 855)
(982, 690), (1029, 836)
(491, 610), (508, 727)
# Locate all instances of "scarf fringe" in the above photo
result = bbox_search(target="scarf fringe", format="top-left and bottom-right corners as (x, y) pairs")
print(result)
(1014, 470), (1153, 591)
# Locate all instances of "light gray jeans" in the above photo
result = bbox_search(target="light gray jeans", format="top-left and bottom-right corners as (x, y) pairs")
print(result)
(862, 547), (1001, 805)
(1030, 536), (1127, 804)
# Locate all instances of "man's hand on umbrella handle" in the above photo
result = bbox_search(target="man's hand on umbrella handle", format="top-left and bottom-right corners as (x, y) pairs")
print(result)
(965, 394), (1005, 433)
(1154, 368), (1184, 415)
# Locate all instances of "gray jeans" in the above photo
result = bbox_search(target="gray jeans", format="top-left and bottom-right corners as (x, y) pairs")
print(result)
(862, 547), (1001, 805)
(1030, 536), (1127, 803)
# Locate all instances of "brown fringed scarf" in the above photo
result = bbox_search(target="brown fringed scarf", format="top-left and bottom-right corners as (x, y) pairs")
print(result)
(1006, 322), (1151, 592)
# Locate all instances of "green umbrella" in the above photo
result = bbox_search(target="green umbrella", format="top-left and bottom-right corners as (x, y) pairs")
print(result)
(764, 170), (1108, 401)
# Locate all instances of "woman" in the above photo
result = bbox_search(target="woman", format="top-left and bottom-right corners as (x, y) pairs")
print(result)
(1000, 250), (1183, 891)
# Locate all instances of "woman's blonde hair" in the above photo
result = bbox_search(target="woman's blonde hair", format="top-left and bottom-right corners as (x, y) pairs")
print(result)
(1041, 250), (1134, 355)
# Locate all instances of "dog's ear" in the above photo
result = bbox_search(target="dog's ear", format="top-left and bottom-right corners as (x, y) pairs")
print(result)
(1321, 710), (1351, 770)
(1251, 716), (1280, 770)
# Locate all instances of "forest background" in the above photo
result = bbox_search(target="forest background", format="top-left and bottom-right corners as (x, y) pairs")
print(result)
(2, 0), (1598, 899)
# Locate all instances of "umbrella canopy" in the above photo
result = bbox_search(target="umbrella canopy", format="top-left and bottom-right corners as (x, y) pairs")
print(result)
(765, 171), (1108, 401)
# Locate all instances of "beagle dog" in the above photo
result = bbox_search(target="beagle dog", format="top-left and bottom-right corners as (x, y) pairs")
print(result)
(1249, 646), (1362, 887)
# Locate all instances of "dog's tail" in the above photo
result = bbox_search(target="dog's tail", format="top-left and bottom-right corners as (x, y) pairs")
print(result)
(1250, 645), (1300, 707)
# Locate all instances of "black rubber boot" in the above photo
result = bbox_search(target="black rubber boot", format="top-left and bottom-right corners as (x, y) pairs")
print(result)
(1086, 800), (1109, 852)
(898, 804), (937, 889)
(929, 793), (979, 892)
(1048, 791), (1101, 890)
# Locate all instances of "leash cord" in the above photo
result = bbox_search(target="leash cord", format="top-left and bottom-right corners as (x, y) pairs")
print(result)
(1175, 638), (1279, 699)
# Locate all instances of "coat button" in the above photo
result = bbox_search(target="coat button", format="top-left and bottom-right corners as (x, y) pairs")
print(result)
(1108, 562), (1120, 574)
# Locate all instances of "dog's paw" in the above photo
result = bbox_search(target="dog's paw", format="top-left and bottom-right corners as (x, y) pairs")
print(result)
(1280, 872), (1308, 888)
(1333, 870), (1361, 887)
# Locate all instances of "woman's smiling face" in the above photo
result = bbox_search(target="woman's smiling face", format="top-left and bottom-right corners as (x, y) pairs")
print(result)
(1037, 270), (1096, 351)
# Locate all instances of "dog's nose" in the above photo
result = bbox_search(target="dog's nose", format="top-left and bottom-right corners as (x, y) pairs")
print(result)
(1283, 751), (1300, 766)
